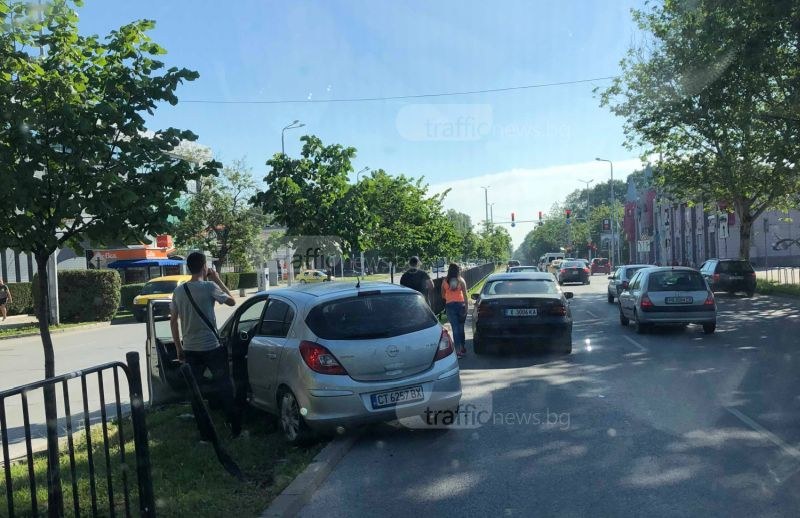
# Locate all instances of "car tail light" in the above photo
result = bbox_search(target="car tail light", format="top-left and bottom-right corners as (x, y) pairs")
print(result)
(434, 328), (454, 361)
(560, 269), (567, 274)
(583, 268), (590, 273)
(704, 294), (715, 306)
(477, 302), (493, 318)
(299, 341), (347, 375)
(746, 272), (755, 277)
(549, 304), (567, 316)
(713, 273), (720, 283)
(640, 295), (654, 310)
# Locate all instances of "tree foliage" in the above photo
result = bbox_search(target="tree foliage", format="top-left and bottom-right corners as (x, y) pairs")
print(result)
(599, 0), (800, 259)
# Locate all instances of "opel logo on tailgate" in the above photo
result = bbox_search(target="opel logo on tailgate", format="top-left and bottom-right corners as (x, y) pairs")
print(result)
(386, 345), (399, 357)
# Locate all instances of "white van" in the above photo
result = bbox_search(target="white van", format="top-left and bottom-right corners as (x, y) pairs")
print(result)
(539, 253), (565, 271)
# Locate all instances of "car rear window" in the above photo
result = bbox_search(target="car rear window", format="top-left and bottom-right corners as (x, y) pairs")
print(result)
(483, 279), (558, 295)
(510, 267), (539, 272)
(563, 261), (585, 268)
(594, 258), (609, 265)
(647, 271), (706, 291)
(305, 292), (437, 340)
(717, 261), (754, 273)
(624, 267), (646, 279)
(140, 281), (179, 295)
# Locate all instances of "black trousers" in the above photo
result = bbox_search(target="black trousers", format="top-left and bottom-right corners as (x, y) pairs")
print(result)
(184, 347), (239, 426)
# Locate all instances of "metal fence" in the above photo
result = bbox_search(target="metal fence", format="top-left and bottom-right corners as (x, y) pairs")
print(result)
(431, 262), (496, 315)
(0, 352), (155, 517)
(764, 267), (800, 285)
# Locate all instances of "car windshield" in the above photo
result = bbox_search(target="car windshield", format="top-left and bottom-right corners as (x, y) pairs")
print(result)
(306, 292), (436, 340)
(718, 261), (754, 273)
(483, 279), (559, 295)
(647, 271), (707, 292)
(140, 281), (179, 295)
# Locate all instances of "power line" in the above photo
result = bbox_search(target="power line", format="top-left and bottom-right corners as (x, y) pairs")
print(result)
(182, 76), (616, 105)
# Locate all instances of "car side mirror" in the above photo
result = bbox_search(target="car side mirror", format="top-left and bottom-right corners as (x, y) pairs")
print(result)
(607, 276), (613, 280)
(470, 293), (479, 301)
(238, 330), (249, 342)
(564, 292), (574, 299)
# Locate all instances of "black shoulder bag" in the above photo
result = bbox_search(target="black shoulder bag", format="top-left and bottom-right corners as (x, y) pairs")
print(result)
(182, 283), (221, 344)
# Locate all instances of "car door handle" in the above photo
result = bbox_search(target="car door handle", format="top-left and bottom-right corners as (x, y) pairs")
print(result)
(267, 352), (277, 359)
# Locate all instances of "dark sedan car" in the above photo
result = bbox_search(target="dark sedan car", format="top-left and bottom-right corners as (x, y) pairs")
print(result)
(700, 259), (756, 297)
(607, 264), (652, 303)
(557, 260), (590, 285)
(471, 272), (573, 355)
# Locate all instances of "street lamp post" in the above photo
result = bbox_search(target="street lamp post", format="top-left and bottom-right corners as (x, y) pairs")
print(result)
(481, 186), (490, 230)
(281, 120), (305, 155)
(578, 178), (594, 259)
(489, 202), (496, 224)
(354, 167), (370, 276)
(595, 158), (618, 266)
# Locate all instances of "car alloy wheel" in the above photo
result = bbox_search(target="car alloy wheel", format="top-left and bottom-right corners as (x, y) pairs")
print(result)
(619, 308), (629, 326)
(279, 390), (311, 444)
(634, 310), (649, 334)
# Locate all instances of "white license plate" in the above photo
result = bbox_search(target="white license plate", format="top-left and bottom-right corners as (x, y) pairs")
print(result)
(665, 297), (693, 304)
(371, 386), (424, 409)
(729, 275), (743, 280)
(505, 308), (538, 317)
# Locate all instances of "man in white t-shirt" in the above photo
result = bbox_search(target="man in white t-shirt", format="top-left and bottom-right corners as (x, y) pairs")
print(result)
(170, 252), (239, 436)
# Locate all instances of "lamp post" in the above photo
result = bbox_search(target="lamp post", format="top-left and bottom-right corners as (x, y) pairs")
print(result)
(354, 167), (370, 276)
(489, 202), (496, 224)
(481, 186), (490, 230)
(281, 120), (305, 155)
(595, 158), (618, 266)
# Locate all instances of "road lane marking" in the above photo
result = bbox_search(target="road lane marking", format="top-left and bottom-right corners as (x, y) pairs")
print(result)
(585, 310), (600, 319)
(725, 407), (800, 460)
(622, 335), (647, 352)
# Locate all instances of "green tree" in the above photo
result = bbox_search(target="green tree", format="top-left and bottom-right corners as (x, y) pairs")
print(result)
(445, 210), (478, 261)
(174, 159), (267, 270)
(599, 0), (800, 259)
(0, 0), (215, 507)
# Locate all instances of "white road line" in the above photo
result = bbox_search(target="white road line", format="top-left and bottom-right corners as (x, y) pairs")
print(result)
(726, 407), (800, 460)
(585, 310), (600, 319)
(622, 335), (647, 352)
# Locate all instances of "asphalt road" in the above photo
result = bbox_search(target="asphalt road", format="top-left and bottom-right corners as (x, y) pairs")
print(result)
(300, 276), (800, 517)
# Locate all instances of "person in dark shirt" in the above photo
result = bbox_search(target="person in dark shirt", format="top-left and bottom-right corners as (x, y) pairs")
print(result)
(400, 256), (434, 305)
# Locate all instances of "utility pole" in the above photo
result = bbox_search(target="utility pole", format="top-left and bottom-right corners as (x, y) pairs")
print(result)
(595, 158), (617, 265)
(481, 186), (490, 229)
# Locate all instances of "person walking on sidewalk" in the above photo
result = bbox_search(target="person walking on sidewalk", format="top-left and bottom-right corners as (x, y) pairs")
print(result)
(400, 256), (434, 305)
(441, 263), (469, 358)
(0, 278), (12, 321)
(170, 252), (241, 437)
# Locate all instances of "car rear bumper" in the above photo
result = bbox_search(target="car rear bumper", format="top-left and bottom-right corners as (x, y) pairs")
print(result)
(474, 321), (572, 344)
(297, 367), (462, 432)
(712, 280), (755, 292)
(637, 310), (716, 324)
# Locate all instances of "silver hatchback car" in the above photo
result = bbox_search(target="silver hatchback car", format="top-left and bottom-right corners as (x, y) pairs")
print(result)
(223, 282), (462, 443)
(618, 267), (717, 334)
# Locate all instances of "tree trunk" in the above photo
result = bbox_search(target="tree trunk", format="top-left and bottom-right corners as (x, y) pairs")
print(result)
(35, 251), (64, 515)
(734, 201), (753, 261)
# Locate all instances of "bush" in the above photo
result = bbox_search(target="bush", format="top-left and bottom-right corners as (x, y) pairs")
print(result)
(4, 282), (34, 316)
(756, 279), (800, 297)
(120, 283), (146, 311)
(34, 270), (121, 322)
(238, 272), (257, 289)
(221, 273), (239, 290)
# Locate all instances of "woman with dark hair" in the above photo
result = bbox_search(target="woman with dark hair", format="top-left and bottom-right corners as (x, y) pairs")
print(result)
(441, 263), (468, 358)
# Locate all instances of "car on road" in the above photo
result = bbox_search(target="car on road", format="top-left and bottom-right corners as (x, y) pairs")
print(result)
(132, 275), (192, 322)
(506, 260), (521, 271)
(547, 259), (564, 275)
(471, 272), (574, 355)
(700, 259), (756, 297)
(508, 266), (541, 273)
(590, 257), (611, 275)
(297, 269), (334, 283)
(618, 267), (716, 334)
(147, 282), (462, 444)
(556, 260), (590, 285)
(607, 264), (652, 303)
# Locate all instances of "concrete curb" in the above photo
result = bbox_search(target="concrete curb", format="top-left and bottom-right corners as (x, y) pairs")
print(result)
(261, 434), (358, 518)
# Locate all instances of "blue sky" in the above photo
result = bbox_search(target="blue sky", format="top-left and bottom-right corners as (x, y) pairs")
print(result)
(77, 0), (647, 246)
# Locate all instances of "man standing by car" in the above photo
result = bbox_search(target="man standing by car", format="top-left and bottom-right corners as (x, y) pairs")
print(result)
(400, 256), (434, 305)
(170, 252), (240, 436)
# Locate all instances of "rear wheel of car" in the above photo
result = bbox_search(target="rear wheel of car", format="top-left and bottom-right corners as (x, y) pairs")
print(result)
(634, 310), (649, 334)
(702, 323), (716, 334)
(134, 312), (144, 323)
(619, 308), (629, 326)
(553, 335), (572, 355)
(278, 389), (313, 445)
(299, 279), (307, 284)
(607, 293), (614, 303)
(472, 337), (487, 355)
(746, 291), (754, 298)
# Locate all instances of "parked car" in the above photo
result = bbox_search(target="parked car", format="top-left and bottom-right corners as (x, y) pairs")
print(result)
(591, 258), (611, 275)
(297, 269), (334, 283)
(508, 266), (541, 273)
(700, 259), (756, 297)
(471, 272), (573, 355)
(132, 275), (192, 322)
(556, 260), (590, 285)
(618, 267), (716, 334)
(607, 264), (652, 303)
(148, 282), (462, 444)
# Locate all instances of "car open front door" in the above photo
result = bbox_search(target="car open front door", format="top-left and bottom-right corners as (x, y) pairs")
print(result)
(146, 299), (186, 406)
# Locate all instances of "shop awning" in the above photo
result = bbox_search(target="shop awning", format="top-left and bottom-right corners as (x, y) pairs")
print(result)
(107, 259), (185, 269)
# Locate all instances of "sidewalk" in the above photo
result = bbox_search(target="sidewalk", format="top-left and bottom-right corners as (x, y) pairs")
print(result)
(0, 313), (38, 329)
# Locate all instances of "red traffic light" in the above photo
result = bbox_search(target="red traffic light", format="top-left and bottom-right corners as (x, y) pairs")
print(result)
(511, 212), (515, 222)
(538, 211), (543, 220)
(565, 209), (571, 218)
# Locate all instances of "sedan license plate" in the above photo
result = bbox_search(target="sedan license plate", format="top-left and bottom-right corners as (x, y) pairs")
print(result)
(370, 386), (424, 409)
(665, 297), (693, 304)
(505, 308), (538, 317)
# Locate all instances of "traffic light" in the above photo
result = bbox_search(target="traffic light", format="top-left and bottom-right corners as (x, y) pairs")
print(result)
(565, 209), (571, 223)
(538, 211), (543, 227)
(511, 212), (516, 227)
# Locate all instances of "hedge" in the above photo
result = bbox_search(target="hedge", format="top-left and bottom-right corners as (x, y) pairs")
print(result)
(755, 279), (800, 298)
(220, 273), (239, 290)
(238, 272), (257, 289)
(120, 283), (146, 312)
(4, 282), (34, 316)
(34, 270), (121, 323)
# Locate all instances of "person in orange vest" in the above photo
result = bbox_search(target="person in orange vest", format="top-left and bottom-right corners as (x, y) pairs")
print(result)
(441, 263), (469, 358)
